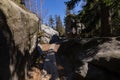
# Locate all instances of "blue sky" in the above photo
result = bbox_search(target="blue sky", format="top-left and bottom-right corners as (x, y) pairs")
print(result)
(42, 0), (86, 24)
(42, 0), (67, 24)
(25, 0), (85, 24)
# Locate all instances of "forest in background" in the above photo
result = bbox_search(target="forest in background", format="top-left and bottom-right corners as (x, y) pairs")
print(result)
(65, 0), (120, 37)
(13, 0), (120, 38)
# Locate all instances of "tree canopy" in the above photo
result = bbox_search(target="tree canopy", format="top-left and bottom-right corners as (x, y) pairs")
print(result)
(65, 0), (120, 37)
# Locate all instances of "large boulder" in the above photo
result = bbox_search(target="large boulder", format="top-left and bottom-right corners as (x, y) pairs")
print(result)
(40, 24), (59, 44)
(0, 0), (39, 80)
(57, 37), (120, 80)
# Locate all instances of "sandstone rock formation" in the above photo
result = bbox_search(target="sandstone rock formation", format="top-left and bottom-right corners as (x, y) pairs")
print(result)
(0, 0), (39, 80)
(57, 37), (120, 80)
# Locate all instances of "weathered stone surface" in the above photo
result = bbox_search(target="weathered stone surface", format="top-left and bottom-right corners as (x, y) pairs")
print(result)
(40, 24), (59, 44)
(57, 37), (120, 80)
(0, 0), (39, 80)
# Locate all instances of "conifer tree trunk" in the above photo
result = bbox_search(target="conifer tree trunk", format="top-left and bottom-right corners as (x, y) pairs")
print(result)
(100, 3), (111, 37)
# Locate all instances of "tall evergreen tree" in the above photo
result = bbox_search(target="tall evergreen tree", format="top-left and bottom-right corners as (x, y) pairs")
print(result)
(48, 15), (54, 28)
(66, 6), (71, 16)
(65, 0), (120, 37)
(55, 15), (65, 36)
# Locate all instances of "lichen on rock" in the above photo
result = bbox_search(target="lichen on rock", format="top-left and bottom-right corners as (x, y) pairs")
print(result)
(0, 0), (39, 80)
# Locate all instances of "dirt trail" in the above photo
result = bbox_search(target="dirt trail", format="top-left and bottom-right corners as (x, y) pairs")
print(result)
(40, 44), (60, 52)
(27, 43), (61, 80)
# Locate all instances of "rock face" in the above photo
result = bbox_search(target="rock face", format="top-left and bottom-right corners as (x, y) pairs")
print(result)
(40, 24), (59, 44)
(57, 37), (120, 80)
(0, 0), (39, 80)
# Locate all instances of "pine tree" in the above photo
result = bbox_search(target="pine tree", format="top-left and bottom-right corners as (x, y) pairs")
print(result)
(55, 15), (65, 36)
(48, 15), (54, 28)
(66, 6), (71, 16)
(65, 0), (120, 37)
